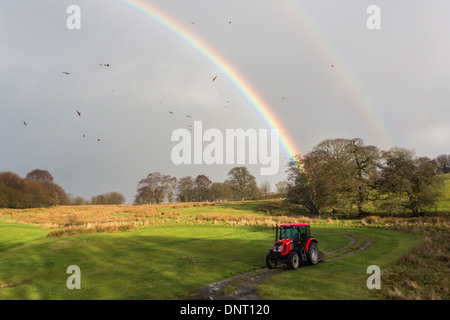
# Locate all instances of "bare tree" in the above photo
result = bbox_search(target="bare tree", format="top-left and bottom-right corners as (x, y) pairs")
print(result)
(194, 175), (212, 202)
(166, 176), (178, 203)
(259, 181), (271, 199)
(275, 181), (289, 198)
(434, 154), (450, 174)
(26, 169), (54, 184)
(134, 172), (175, 204)
(177, 176), (195, 202)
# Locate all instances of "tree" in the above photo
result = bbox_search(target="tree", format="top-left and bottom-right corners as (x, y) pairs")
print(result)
(285, 155), (321, 215)
(434, 154), (450, 174)
(0, 170), (69, 208)
(177, 176), (195, 202)
(134, 172), (175, 204)
(91, 192), (126, 205)
(346, 138), (381, 216)
(286, 138), (380, 216)
(69, 195), (89, 205)
(209, 182), (233, 201)
(379, 148), (444, 216)
(47, 182), (70, 205)
(259, 181), (271, 199)
(275, 181), (289, 198)
(165, 176), (178, 203)
(0, 172), (26, 208)
(26, 169), (54, 183)
(25, 169), (69, 205)
(225, 166), (258, 201)
(193, 175), (212, 202)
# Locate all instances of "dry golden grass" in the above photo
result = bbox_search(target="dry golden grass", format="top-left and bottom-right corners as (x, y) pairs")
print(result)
(363, 215), (450, 300)
(193, 212), (316, 226)
(0, 204), (180, 237)
(0, 201), (345, 237)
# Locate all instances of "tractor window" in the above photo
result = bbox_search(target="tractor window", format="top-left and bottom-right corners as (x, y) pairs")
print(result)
(299, 227), (307, 241)
(280, 228), (299, 241)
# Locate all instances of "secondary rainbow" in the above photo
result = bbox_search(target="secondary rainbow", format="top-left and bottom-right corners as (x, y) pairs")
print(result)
(281, 0), (396, 149)
(115, 0), (302, 162)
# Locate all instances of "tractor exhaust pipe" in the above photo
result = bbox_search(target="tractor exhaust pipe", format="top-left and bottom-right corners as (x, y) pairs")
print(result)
(275, 224), (278, 242)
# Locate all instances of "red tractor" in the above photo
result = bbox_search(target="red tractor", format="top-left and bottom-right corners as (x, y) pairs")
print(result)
(266, 224), (324, 270)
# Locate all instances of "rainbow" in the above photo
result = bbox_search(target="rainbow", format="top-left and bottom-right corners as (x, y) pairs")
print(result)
(281, 0), (396, 149)
(115, 0), (301, 162)
(115, 0), (394, 165)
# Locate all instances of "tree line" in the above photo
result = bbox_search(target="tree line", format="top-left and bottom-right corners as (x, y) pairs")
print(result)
(0, 167), (283, 208)
(285, 138), (447, 217)
(133, 166), (285, 205)
(0, 169), (126, 208)
(1, 139), (447, 211)
(0, 170), (70, 208)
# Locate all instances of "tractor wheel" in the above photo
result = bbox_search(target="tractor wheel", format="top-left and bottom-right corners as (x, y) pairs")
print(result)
(287, 252), (300, 270)
(266, 251), (277, 269)
(307, 242), (319, 265)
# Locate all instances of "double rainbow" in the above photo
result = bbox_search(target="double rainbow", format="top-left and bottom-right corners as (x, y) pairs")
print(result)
(116, 0), (394, 164)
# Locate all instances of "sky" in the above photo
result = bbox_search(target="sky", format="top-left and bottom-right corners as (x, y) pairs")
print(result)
(1, 0), (449, 204)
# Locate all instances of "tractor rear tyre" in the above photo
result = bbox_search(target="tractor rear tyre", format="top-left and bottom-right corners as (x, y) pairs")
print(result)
(307, 242), (319, 265)
(287, 252), (300, 270)
(266, 251), (277, 269)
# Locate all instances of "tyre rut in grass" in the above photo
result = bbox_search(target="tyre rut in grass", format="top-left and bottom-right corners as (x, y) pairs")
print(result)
(189, 233), (373, 300)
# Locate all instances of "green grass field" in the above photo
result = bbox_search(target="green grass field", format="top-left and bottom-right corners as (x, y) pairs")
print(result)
(1, 175), (448, 300)
(258, 226), (420, 300)
(0, 218), (420, 299)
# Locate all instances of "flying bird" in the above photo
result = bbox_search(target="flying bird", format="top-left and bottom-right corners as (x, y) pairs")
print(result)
(99, 64), (110, 67)
(331, 64), (335, 67)
(82, 134), (85, 138)
(62, 72), (70, 75)
(97, 138), (101, 143)
(212, 76), (217, 82)
(23, 121), (27, 126)
(187, 115), (191, 118)
(76, 110), (81, 117)
(169, 111), (174, 114)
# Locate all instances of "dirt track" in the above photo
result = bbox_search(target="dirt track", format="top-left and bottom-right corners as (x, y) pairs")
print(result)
(189, 234), (373, 300)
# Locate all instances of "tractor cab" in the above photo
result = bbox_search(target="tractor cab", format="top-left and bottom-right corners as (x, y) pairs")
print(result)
(266, 223), (324, 270)
(274, 224), (311, 254)
(280, 224), (310, 243)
